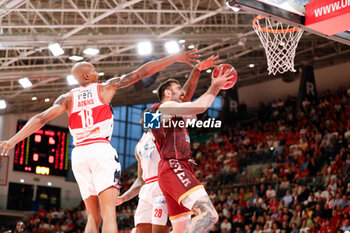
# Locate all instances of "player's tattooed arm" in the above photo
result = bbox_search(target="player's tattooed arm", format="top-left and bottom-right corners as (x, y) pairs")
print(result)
(116, 148), (145, 205)
(105, 48), (201, 90)
(183, 195), (218, 233)
(182, 55), (220, 102)
(105, 73), (142, 89)
(0, 93), (68, 156)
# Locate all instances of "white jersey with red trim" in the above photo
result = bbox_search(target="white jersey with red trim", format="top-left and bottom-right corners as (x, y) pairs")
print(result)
(68, 83), (113, 146)
(136, 131), (160, 182)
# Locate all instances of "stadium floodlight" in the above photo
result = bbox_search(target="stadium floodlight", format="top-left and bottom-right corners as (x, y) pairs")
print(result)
(0, 100), (6, 109)
(69, 55), (84, 61)
(44, 98), (50, 103)
(165, 41), (180, 54)
(188, 44), (195, 49)
(137, 41), (153, 56)
(83, 48), (99, 56)
(48, 42), (64, 56)
(19, 77), (32, 88)
(67, 75), (78, 85)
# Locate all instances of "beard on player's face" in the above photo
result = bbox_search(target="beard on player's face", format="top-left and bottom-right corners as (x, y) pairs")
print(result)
(169, 84), (185, 102)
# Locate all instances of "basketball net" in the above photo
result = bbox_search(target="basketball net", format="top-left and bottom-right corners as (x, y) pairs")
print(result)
(253, 16), (304, 75)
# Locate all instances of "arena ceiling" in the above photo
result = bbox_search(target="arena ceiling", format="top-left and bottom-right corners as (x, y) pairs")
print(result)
(0, 0), (349, 114)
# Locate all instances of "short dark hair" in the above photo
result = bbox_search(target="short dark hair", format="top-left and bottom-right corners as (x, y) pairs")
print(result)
(140, 108), (151, 122)
(156, 79), (179, 101)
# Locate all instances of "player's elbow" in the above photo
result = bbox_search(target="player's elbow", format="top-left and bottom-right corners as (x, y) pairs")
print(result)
(34, 113), (49, 125)
(196, 106), (208, 115)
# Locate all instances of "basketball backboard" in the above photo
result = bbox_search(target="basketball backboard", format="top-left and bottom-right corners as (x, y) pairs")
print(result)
(256, 0), (311, 15)
(227, 0), (350, 45)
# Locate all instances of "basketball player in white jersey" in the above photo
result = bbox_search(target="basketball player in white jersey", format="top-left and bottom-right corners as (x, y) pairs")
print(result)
(0, 48), (201, 233)
(115, 55), (221, 233)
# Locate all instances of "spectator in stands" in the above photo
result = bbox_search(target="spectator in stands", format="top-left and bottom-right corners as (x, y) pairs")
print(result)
(340, 219), (350, 232)
(220, 218), (232, 233)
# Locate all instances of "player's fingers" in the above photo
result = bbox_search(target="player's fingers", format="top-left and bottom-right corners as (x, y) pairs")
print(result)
(186, 61), (194, 67)
(212, 60), (221, 65)
(186, 48), (197, 54)
(1, 147), (8, 156)
(188, 58), (199, 63)
(223, 68), (233, 77)
(212, 55), (220, 60)
(189, 54), (201, 58)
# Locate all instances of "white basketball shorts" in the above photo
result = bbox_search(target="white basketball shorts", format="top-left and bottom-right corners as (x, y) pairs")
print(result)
(134, 181), (168, 226)
(71, 142), (121, 200)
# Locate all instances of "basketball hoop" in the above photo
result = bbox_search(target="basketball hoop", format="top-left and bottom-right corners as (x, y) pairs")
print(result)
(253, 16), (304, 75)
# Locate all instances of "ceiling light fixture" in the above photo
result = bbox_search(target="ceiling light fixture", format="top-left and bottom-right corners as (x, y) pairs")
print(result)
(19, 77), (32, 88)
(165, 41), (180, 54)
(137, 41), (153, 56)
(83, 48), (99, 56)
(69, 55), (84, 61)
(0, 100), (7, 109)
(48, 42), (64, 56)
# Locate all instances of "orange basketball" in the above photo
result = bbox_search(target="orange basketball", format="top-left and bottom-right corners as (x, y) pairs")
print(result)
(212, 64), (237, 90)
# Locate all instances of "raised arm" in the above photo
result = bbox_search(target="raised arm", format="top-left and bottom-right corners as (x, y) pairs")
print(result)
(116, 148), (145, 205)
(0, 94), (69, 156)
(182, 55), (220, 102)
(160, 67), (233, 116)
(104, 47), (200, 90)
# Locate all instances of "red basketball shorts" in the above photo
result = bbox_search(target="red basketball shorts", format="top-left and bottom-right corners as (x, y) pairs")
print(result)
(158, 159), (204, 221)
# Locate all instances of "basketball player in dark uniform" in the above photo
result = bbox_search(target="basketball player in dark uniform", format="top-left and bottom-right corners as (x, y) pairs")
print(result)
(150, 67), (234, 233)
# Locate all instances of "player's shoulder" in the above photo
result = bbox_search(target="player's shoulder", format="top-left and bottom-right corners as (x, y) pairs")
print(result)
(54, 92), (70, 105)
(159, 100), (179, 108)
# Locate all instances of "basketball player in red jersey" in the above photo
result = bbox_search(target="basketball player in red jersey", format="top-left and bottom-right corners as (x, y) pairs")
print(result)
(0, 48), (200, 233)
(115, 56), (220, 233)
(150, 67), (234, 233)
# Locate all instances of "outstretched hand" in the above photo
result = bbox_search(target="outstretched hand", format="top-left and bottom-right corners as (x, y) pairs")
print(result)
(211, 66), (235, 90)
(196, 55), (221, 71)
(0, 140), (14, 156)
(173, 46), (201, 67)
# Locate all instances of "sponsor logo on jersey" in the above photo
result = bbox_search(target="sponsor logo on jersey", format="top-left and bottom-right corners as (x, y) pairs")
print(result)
(169, 159), (191, 187)
(77, 99), (94, 107)
(76, 126), (100, 140)
(185, 135), (190, 143)
(77, 89), (93, 101)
